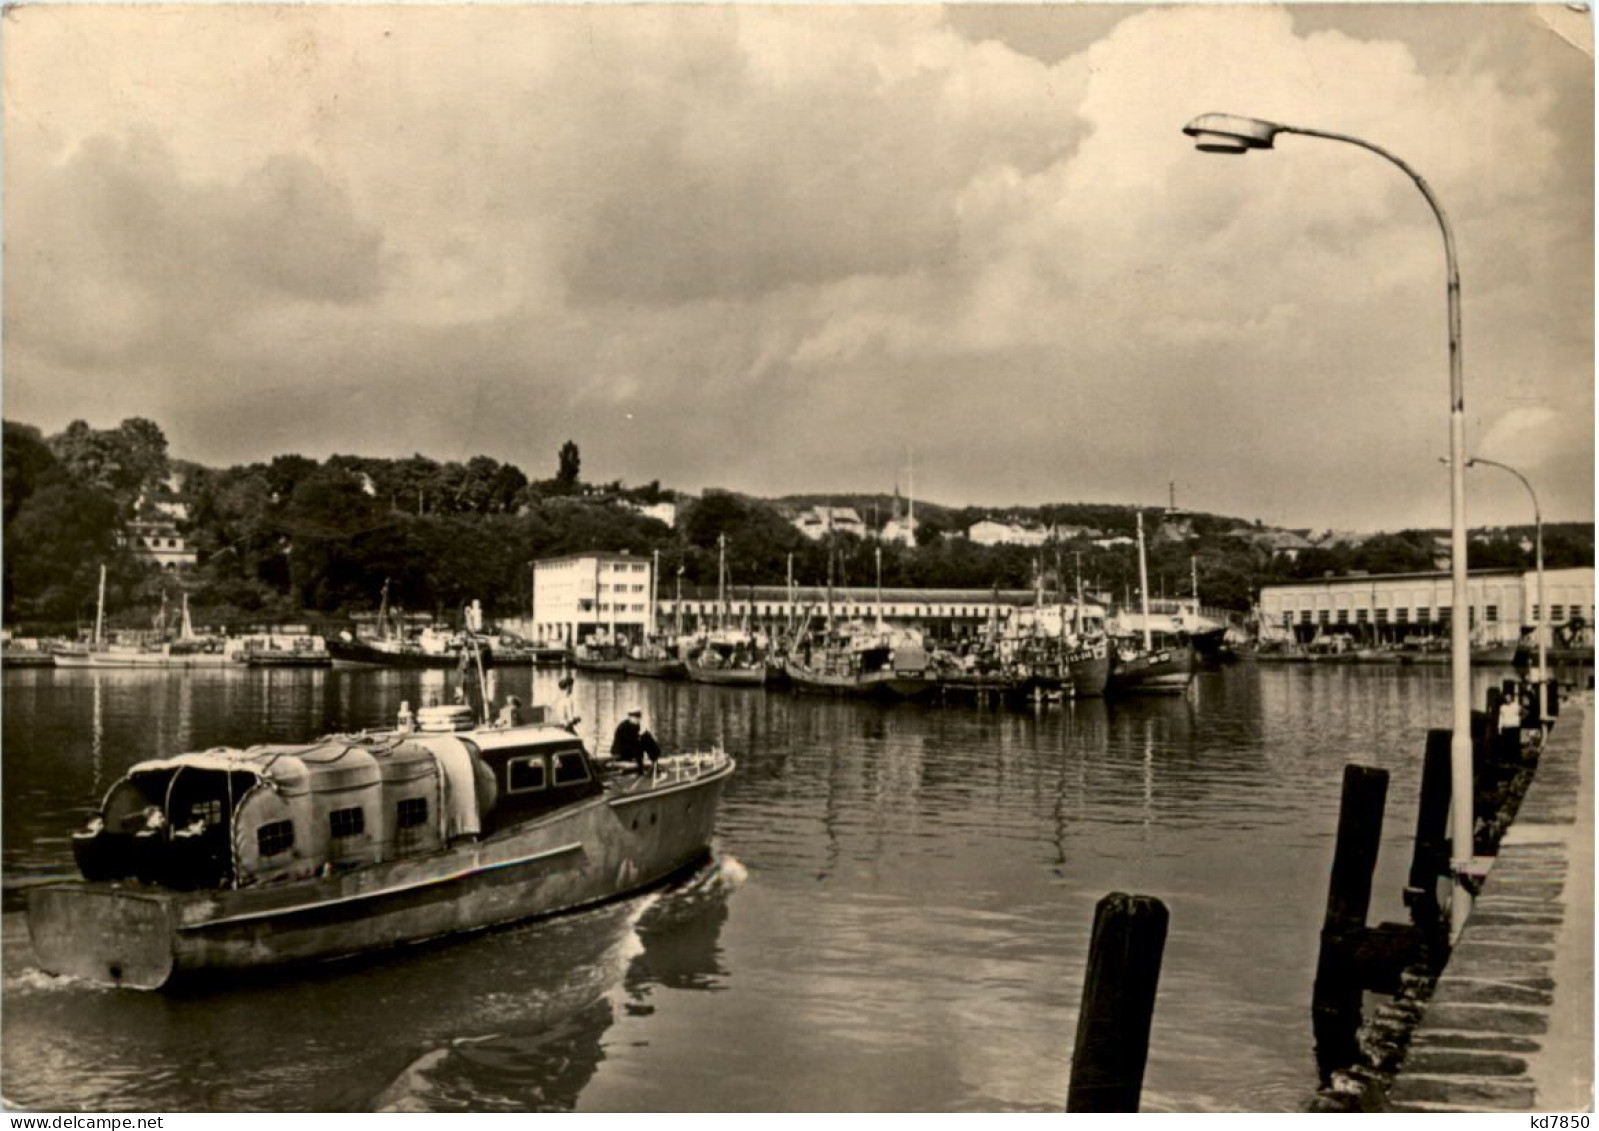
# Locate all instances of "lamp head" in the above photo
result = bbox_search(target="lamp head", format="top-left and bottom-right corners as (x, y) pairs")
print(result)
(1183, 113), (1284, 155)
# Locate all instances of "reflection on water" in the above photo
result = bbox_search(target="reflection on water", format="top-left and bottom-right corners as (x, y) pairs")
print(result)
(0, 662), (1517, 1111)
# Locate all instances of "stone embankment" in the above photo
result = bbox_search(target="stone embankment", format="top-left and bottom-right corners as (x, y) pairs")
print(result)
(1382, 692), (1593, 1112)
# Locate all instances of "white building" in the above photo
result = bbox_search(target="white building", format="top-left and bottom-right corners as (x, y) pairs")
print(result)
(660, 585), (1091, 640)
(123, 519), (197, 570)
(1259, 566), (1595, 647)
(532, 552), (654, 646)
(880, 513), (919, 546)
(625, 500), (678, 528)
(793, 506), (867, 540)
(968, 519), (1051, 547)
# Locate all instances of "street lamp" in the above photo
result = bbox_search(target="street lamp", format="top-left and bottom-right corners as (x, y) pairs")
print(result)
(1182, 112), (1476, 936)
(1467, 458), (1546, 724)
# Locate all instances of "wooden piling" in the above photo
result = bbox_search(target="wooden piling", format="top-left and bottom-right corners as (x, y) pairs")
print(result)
(1066, 892), (1169, 1113)
(1405, 730), (1453, 936)
(1313, 764), (1389, 1082)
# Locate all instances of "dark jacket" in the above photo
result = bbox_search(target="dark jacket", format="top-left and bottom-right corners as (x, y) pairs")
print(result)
(610, 717), (662, 767)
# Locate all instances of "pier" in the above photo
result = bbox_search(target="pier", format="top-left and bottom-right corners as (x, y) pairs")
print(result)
(1383, 691), (1593, 1111)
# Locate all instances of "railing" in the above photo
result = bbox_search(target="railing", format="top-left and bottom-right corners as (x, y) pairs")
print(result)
(649, 749), (731, 786)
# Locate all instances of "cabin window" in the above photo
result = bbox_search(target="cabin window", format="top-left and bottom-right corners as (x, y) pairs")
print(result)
(1335, 610), (1349, 625)
(1486, 605), (1499, 623)
(1417, 607), (1430, 623)
(508, 755), (548, 793)
(330, 807), (366, 839)
(397, 797), (429, 829)
(1300, 610), (1312, 625)
(552, 751), (591, 786)
(189, 799), (223, 826)
(1552, 604), (1565, 622)
(257, 820), (294, 857)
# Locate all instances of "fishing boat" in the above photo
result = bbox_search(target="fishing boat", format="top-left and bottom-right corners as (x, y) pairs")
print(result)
(784, 544), (934, 698)
(624, 643), (688, 681)
(572, 637), (628, 674)
(28, 695), (735, 990)
(1107, 513), (1194, 696)
(624, 551), (689, 680)
(328, 582), (477, 669)
(785, 622), (934, 698)
(684, 537), (767, 686)
(1066, 635), (1114, 697)
(236, 636), (333, 668)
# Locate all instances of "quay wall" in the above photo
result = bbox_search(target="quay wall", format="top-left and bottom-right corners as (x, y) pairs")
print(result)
(1385, 693), (1593, 1112)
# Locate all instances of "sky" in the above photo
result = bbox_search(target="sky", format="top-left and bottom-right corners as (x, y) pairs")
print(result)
(3, 3), (1593, 532)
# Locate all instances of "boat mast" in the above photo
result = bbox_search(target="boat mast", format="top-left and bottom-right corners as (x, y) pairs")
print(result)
(93, 563), (107, 647)
(717, 533), (727, 633)
(1191, 554), (1200, 615)
(786, 552), (795, 640)
(825, 542), (834, 632)
(675, 565), (683, 640)
(650, 549), (660, 643)
(1075, 551), (1085, 637)
(875, 546), (884, 630)
(1137, 511), (1153, 652)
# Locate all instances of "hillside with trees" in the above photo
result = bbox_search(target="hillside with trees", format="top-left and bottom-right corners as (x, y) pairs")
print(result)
(4, 415), (1590, 634)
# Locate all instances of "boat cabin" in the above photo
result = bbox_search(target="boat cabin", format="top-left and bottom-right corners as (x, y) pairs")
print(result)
(73, 720), (605, 891)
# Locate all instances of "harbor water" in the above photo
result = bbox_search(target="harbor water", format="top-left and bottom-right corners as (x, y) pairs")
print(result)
(0, 662), (1524, 1111)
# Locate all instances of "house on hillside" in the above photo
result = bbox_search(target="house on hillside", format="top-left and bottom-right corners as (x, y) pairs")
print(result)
(968, 518), (1051, 547)
(794, 506), (867, 540)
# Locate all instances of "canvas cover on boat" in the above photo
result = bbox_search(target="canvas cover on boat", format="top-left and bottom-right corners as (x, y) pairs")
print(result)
(109, 737), (486, 887)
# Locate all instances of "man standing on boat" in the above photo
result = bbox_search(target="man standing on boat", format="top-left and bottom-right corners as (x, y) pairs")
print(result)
(610, 707), (661, 770)
(554, 675), (580, 732)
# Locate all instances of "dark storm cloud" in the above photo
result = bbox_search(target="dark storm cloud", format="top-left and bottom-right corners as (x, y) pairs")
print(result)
(7, 131), (386, 373)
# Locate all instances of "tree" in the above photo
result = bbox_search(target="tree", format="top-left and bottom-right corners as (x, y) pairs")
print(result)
(4, 421), (58, 526)
(556, 440), (581, 492)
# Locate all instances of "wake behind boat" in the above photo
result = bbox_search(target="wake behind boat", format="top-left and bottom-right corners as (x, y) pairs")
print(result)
(28, 701), (734, 990)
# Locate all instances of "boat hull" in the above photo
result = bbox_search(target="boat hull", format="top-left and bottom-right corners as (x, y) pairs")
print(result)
(782, 659), (933, 698)
(243, 653), (332, 668)
(1107, 644), (1194, 696)
(623, 658), (689, 680)
(1066, 641), (1113, 698)
(326, 638), (479, 669)
(686, 661), (765, 686)
(27, 760), (733, 989)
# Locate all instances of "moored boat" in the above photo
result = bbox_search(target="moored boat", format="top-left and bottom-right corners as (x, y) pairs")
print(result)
(1106, 637), (1194, 695)
(623, 641), (689, 681)
(1066, 636), (1113, 698)
(1107, 513), (1194, 696)
(28, 705), (734, 989)
(572, 639), (628, 674)
(784, 623), (935, 698)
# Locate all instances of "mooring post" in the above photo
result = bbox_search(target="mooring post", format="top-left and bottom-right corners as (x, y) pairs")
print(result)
(1405, 730), (1453, 938)
(1066, 892), (1169, 1113)
(1312, 764), (1389, 1081)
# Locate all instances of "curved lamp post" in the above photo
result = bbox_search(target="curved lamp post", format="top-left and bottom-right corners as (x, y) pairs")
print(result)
(1182, 113), (1476, 936)
(1467, 457), (1546, 722)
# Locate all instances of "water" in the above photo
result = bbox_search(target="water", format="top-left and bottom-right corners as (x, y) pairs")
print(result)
(0, 662), (1518, 1111)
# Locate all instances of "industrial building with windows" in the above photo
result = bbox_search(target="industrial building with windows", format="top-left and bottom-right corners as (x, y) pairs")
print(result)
(1259, 566), (1594, 646)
